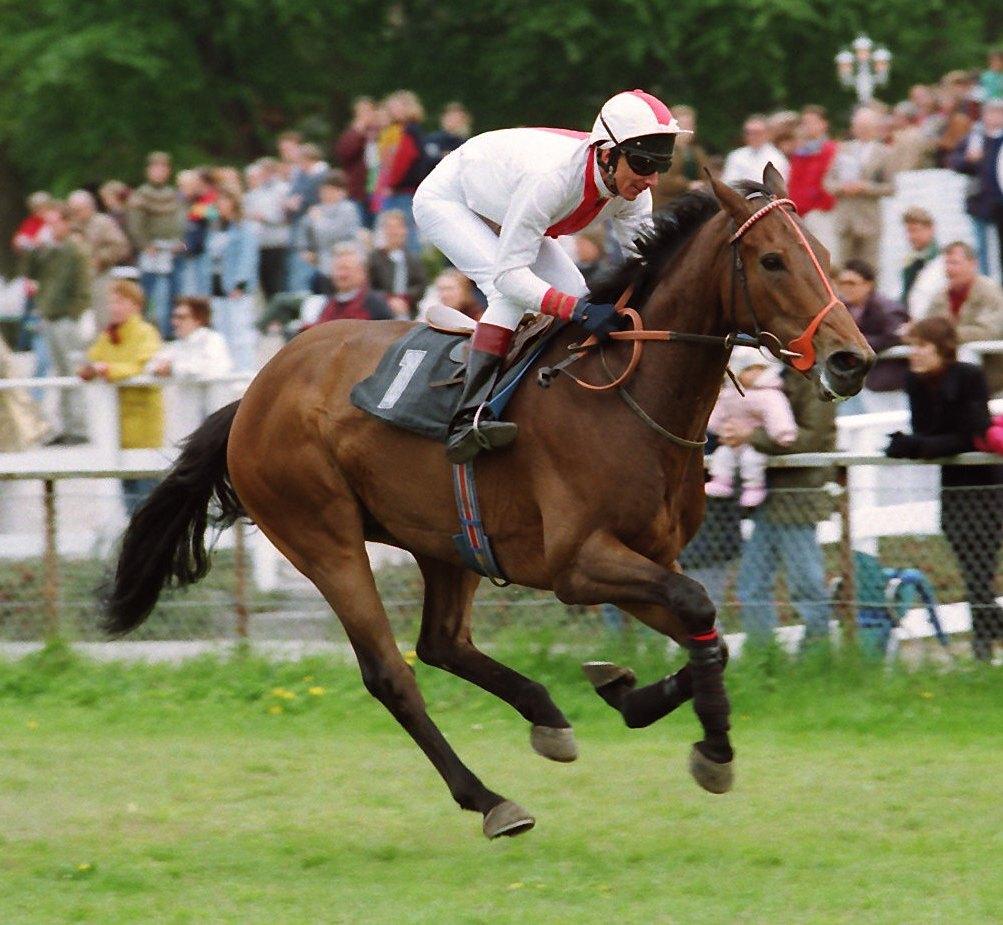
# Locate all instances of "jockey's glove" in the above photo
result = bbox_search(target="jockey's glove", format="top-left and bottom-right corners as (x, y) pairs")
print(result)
(571, 299), (629, 341)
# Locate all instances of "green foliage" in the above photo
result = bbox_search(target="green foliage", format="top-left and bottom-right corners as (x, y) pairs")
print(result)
(0, 0), (998, 200)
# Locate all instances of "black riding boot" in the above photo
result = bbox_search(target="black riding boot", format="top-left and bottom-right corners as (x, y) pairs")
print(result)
(445, 348), (518, 464)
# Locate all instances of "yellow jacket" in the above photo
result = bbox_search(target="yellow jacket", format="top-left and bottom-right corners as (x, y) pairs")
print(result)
(87, 313), (164, 449)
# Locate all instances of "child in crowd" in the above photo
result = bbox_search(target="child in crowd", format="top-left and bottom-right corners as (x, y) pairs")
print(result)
(706, 352), (797, 507)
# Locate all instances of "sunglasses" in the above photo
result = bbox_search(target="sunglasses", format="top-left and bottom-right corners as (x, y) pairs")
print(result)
(623, 151), (671, 176)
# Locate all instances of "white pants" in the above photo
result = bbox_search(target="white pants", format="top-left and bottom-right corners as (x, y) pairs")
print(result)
(708, 443), (768, 489)
(803, 209), (838, 265)
(414, 158), (587, 331)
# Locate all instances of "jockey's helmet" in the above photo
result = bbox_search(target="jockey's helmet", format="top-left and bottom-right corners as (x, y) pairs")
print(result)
(589, 89), (687, 175)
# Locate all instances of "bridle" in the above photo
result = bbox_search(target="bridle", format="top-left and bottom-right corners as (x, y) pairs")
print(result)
(537, 192), (845, 447)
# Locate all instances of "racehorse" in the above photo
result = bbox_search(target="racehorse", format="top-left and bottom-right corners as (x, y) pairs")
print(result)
(104, 167), (873, 839)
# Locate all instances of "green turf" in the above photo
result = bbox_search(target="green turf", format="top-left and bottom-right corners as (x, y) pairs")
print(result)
(1, 643), (1000, 924)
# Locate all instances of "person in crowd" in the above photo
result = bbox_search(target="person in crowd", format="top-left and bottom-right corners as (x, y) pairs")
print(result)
(98, 180), (134, 248)
(367, 208), (426, 318)
(651, 104), (707, 209)
(314, 243), (392, 324)
(768, 110), (800, 161)
(835, 259), (910, 411)
(725, 361), (836, 647)
(78, 279), (163, 513)
(243, 158), (291, 300)
(211, 166), (243, 196)
(148, 296), (233, 378)
(175, 169), (218, 298)
(948, 97), (1003, 279)
(934, 71), (977, 167)
(12, 191), (53, 254)
(334, 96), (380, 225)
(885, 101), (933, 174)
(21, 201), (90, 445)
(0, 335), (50, 451)
(284, 141), (329, 291)
(787, 105), (838, 256)
(126, 151), (185, 340)
(706, 353), (796, 508)
(295, 169), (363, 286)
(886, 316), (1003, 662)
(206, 189), (259, 373)
(572, 227), (612, 289)
(824, 107), (894, 267)
(275, 130), (302, 182)
(928, 241), (1003, 394)
(981, 48), (1003, 102)
(414, 88), (680, 463)
(721, 114), (789, 186)
(12, 191), (55, 360)
(426, 269), (483, 321)
(67, 189), (131, 331)
(901, 206), (946, 319)
(377, 90), (427, 252)
(422, 102), (471, 174)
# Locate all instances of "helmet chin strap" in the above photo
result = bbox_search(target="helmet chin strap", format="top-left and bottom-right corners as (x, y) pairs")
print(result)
(598, 147), (619, 195)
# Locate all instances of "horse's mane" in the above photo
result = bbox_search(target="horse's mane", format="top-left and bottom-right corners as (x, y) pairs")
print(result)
(588, 181), (774, 307)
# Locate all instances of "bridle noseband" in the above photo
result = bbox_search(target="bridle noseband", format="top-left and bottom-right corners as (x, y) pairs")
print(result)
(537, 191), (845, 447)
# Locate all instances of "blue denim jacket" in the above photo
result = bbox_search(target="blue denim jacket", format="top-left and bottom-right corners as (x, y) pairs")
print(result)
(207, 220), (259, 293)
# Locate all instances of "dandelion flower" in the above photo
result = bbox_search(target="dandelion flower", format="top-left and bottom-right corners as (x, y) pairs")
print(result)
(507, 882), (524, 891)
(26, 720), (38, 731)
(268, 705), (284, 715)
(403, 650), (418, 667)
(919, 691), (934, 700)
(308, 686), (325, 697)
(77, 863), (92, 872)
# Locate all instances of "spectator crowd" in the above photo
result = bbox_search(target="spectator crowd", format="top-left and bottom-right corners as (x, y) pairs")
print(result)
(2, 55), (1003, 660)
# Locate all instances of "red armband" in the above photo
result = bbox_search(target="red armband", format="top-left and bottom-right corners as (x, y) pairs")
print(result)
(541, 288), (578, 321)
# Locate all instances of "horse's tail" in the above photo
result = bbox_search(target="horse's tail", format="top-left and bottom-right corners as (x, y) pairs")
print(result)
(102, 400), (245, 636)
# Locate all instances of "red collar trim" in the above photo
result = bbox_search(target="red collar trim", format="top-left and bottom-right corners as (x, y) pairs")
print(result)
(545, 148), (609, 238)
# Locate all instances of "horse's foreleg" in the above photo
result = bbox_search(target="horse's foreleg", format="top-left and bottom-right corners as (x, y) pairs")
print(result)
(554, 532), (734, 792)
(414, 556), (577, 762)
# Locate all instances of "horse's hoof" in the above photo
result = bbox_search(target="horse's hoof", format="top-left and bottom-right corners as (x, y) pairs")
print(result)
(688, 743), (734, 794)
(530, 724), (579, 762)
(483, 800), (535, 839)
(581, 661), (636, 690)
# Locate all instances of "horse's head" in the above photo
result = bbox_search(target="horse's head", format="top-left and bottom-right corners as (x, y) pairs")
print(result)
(708, 164), (874, 401)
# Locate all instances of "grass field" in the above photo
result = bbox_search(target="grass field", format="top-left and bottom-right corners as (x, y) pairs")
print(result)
(1, 642), (1000, 924)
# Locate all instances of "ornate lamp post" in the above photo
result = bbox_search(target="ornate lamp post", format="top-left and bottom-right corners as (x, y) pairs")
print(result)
(835, 34), (892, 104)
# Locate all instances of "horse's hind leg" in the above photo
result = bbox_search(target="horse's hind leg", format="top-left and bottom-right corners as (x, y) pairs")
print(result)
(307, 547), (534, 838)
(414, 556), (577, 762)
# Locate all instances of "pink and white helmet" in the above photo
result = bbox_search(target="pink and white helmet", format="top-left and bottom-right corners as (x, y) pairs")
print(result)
(589, 90), (687, 165)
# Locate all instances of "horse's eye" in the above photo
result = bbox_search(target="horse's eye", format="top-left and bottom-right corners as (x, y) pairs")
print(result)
(760, 254), (784, 272)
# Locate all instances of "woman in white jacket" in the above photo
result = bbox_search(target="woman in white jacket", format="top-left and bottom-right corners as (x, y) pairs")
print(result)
(148, 296), (233, 379)
(414, 89), (685, 463)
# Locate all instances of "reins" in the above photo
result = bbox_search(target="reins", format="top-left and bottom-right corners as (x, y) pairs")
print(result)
(537, 193), (843, 446)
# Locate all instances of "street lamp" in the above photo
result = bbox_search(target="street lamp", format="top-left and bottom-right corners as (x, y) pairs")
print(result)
(835, 34), (892, 104)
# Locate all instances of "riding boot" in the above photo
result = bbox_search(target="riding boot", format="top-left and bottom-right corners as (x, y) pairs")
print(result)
(445, 323), (518, 464)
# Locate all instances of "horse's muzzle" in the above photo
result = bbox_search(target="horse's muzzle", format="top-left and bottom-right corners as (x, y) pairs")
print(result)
(818, 348), (874, 401)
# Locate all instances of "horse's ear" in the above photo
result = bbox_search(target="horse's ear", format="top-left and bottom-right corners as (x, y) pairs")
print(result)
(762, 162), (787, 198)
(706, 169), (752, 223)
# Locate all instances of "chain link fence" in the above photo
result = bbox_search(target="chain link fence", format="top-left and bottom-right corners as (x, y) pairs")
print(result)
(1, 460), (1001, 662)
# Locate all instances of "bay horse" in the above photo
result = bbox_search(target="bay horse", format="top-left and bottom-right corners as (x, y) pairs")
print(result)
(104, 167), (873, 839)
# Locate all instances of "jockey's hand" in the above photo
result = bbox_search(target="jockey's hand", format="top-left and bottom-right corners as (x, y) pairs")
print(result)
(571, 299), (628, 341)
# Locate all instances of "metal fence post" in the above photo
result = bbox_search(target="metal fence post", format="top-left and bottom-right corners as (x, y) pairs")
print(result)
(42, 478), (60, 639)
(234, 521), (249, 639)
(835, 464), (856, 643)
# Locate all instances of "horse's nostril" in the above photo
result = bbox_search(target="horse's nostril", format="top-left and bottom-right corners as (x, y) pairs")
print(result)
(827, 351), (864, 375)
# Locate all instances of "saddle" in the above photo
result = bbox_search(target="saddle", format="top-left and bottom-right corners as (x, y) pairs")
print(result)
(350, 311), (563, 441)
(424, 305), (557, 376)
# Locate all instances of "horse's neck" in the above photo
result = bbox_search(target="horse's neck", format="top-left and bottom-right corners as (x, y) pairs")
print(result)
(631, 224), (732, 450)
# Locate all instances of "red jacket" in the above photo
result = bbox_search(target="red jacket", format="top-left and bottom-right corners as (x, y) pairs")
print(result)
(315, 288), (393, 323)
(787, 140), (837, 215)
(334, 126), (369, 203)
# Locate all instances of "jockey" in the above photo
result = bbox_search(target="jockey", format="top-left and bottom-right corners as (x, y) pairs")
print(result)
(414, 89), (685, 463)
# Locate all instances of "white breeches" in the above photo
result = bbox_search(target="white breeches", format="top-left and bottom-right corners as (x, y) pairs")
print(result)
(708, 443), (769, 488)
(414, 159), (588, 331)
